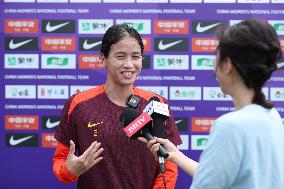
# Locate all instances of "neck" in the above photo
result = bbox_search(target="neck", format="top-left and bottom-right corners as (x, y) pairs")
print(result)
(104, 81), (133, 107)
(230, 86), (255, 110)
(225, 69), (255, 110)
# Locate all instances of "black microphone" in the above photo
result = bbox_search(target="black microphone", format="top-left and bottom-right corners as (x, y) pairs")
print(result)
(120, 108), (152, 139)
(120, 108), (169, 159)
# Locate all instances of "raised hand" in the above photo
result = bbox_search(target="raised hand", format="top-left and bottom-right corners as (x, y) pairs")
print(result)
(65, 140), (104, 176)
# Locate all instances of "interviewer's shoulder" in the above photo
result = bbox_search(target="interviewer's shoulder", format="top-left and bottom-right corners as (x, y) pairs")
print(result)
(214, 104), (264, 131)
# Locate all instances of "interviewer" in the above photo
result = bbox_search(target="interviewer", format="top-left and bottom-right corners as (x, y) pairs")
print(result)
(139, 19), (284, 189)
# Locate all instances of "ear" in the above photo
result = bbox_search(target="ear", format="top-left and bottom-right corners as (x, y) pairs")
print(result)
(223, 57), (233, 74)
(99, 53), (107, 68)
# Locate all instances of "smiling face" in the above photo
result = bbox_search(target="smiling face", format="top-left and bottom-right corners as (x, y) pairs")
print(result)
(101, 36), (143, 87)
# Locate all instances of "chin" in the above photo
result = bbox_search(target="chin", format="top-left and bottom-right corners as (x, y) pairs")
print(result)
(120, 80), (134, 86)
(220, 88), (228, 95)
(120, 77), (136, 85)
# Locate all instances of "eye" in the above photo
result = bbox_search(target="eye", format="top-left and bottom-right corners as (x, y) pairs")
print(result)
(132, 56), (141, 60)
(116, 55), (125, 60)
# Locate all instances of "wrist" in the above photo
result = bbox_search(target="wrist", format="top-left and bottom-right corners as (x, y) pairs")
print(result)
(171, 149), (183, 164)
(62, 162), (79, 181)
(65, 162), (80, 177)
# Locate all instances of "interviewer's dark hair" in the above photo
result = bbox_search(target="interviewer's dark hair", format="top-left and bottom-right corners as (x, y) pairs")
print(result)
(217, 19), (282, 109)
(100, 24), (144, 58)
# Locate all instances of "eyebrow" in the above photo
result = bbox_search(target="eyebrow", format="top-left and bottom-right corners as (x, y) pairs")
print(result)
(114, 51), (141, 55)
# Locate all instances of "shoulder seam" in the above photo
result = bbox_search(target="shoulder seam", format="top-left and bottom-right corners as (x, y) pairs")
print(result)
(133, 87), (165, 103)
(68, 85), (104, 118)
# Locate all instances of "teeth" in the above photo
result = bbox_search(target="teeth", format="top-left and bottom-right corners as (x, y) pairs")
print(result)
(122, 71), (134, 77)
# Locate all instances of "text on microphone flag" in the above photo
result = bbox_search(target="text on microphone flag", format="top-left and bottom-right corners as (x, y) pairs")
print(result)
(123, 112), (152, 138)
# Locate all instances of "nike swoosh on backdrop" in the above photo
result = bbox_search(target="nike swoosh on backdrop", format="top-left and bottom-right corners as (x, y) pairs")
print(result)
(9, 39), (33, 49)
(46, 22), (70, 32)
(9, 135), (33, 146)
(83, 40), (102, 50)
(158, 40), (183, 50)
(46, 118), (60, 129)
(196, 22), (221, 33)
(277, 62), (284, 69)
(175, 120), (183, 124)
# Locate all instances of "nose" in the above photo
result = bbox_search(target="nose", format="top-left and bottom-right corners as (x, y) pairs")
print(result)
(123, 57), (135, 68)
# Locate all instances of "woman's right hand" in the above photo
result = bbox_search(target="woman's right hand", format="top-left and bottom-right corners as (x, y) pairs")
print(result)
(138, 137), (179, 162)
(65, 140), (104, 177)
(139, 137), (200, 176)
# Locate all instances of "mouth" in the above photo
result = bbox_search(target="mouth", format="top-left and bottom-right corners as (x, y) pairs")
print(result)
(121, 71), (135, 78)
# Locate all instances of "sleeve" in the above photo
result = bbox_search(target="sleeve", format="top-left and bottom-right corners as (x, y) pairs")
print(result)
(53, 95), (79, 183)
(53, 142), (78, 183)
(163, 98), (182, 146)
(152, 161), (178, 189)
(54, 95), (78, 147)
(190, 117), (244, 189)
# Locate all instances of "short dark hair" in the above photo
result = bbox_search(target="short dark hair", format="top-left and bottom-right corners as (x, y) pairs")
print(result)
(217, 19), (282, 109)
(100, 24), (144, 58)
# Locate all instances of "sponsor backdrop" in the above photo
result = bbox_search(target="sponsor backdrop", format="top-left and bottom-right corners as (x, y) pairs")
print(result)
(1, 0), (284, 188)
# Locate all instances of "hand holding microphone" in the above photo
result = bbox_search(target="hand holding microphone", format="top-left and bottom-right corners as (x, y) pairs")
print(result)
(138, 137), (179, 163)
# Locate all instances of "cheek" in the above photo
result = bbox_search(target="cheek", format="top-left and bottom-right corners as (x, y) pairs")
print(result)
(214, 66), (223, 82)
(213, 63), (218, 76)
(214, 57), (219, 71)
(135, 61), (143, 70)
(213, 65), (217, 74)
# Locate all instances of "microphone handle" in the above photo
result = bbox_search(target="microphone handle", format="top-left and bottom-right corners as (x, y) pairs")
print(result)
(143, 131), (169, 159)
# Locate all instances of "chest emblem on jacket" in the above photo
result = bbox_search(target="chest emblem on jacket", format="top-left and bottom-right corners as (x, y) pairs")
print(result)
(88, 121), (103, 137)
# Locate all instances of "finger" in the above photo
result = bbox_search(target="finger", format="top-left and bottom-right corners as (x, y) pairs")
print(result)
(87, 148), (104, 169)
(155, 137), (169, 145)
(153, 147), (159, 155)
(150, 145), (159, 160)
(90, 156), (103, 168)
(86, 143), (102, 162)
(137, 137), (148, 144)
(90, 148), (104, 163)
(69, 140), (75, 156)
(81, 141), (97, 160)
(147, 139), (157, 149)
(92, 142), (102, 155)
(150, 143), (160, 154)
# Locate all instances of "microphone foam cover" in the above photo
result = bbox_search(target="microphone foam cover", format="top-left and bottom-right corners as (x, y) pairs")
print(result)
(120, 108), (140, 127)
(148, 96), (160, 103)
